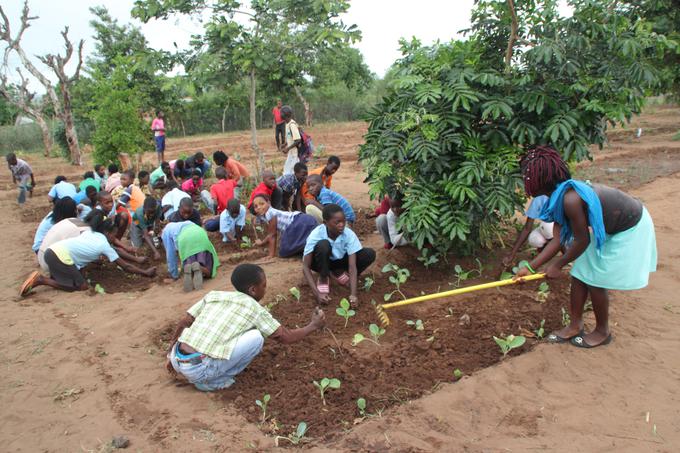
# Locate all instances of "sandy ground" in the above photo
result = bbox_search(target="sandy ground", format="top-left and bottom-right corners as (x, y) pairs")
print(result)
(1, 108), (679, 452)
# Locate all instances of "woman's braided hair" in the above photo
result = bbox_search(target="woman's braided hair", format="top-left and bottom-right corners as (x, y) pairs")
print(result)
(520, 146), (571, 196)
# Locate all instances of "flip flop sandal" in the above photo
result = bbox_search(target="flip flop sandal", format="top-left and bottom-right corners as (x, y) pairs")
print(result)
(546, 329), (584, 344)
(19, 271), (40, 297)
(191, 262), (203, 291)
(183, 264), (193, 292)
(332, 272), (350, 286)
(570, 334), (613, 349)
(316, 278), (330, 296)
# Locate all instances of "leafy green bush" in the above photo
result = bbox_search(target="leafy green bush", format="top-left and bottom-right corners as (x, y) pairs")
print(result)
(0, 123), (44, 154)
(360, 1), (670, 255)
(90, 59), (153, 165)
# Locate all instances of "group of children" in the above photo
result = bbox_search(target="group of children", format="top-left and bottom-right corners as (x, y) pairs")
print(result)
(9, 124), (659, 391)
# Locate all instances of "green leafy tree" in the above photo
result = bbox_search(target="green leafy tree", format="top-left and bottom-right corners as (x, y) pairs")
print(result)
(90, 58), (152, 165)
(360, 0), (673, 256)
(132, 0), (360, 172)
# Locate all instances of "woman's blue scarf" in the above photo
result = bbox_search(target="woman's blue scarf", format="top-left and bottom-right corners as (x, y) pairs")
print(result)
(539, 179), (606, 250)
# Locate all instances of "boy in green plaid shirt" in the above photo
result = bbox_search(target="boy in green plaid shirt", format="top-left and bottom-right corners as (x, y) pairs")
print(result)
(166, 263), (325, 391)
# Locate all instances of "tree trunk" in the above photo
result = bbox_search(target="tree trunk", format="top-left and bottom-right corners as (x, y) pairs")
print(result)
(35, 114), (53, 157)
(294, 86), (312, 127)
(249, 67), (264, 174)
(180, 118), (186, 137)
(60, 84), (81, 165)
(222, 103), (229, 133)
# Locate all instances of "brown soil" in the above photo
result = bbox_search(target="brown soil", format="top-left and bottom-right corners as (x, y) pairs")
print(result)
(82, 261), (163, 294)
(208, 254), (570, 441)
(1, 110), (680, 451)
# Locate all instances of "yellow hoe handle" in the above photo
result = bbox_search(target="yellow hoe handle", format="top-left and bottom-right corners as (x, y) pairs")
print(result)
(381, 273), (546, 310)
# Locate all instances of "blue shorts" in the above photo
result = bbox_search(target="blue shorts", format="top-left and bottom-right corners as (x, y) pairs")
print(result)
(155, 135), (165, 153)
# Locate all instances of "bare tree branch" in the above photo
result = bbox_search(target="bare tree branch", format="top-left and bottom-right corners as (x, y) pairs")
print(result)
(505, 0), (519, 70)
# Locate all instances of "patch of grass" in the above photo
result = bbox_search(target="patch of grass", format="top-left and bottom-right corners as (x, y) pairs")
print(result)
(672, 130), (680, 141)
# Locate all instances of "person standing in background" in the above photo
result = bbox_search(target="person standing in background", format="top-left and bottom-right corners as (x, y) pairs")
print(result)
(272, 99), (285, 149)
(6, 153), (34, 205)
(280, 106), (301, 175)
(152, 110), (166, 165)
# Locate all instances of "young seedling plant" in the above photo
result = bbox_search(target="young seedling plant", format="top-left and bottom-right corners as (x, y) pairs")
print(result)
(561, 307), (571, 327)
(536, 282), (550, 303)
(357, 398), (367, 417)
(289, 287), (301, 302)
(493, 334), (526, 358)
(240, 236), (253, 249)
(275, 422), (308, 446)
(406, 319), (424, 330)
(417, 248), (439, 268)
(363, 276), (374, 292)
(313, 378), (341, 406)
(255, 394), (270, 423)
(382, 263), (410, 301)
(336, 298), (356, 327)
(352, 324), (386, 346)
(452, 261), (483, 288)
(534, 319), (546, 339)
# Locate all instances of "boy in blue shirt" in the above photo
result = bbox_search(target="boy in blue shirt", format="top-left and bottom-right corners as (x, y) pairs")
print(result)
(302, 204), (375, 307)
(48, 176), (77, 203)
(219, 199), (246, 242)
(304, 174), (355, 225)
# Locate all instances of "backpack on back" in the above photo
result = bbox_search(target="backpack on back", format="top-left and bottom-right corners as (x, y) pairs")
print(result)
(297, 128), (314, 164)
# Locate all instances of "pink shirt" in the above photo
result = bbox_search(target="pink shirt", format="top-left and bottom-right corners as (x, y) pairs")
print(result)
(181, 178), (203, 194)
(151, 118), (165, 137)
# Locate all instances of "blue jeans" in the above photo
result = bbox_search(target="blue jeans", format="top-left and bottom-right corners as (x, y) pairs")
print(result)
(170, 330), (264, 391)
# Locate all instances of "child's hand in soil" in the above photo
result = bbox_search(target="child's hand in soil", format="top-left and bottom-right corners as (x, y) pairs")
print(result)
(348, 295), (358, 308)
(135, 255), (149, 264)
(144, 267), (157, 277)
(165, 357), (176, 375)
(310, 307), (326, 329)
(316, 292), (331, 305)
(254, 239), (264, 247)
(153, 251), (162, 261)
(502, 253), (515, 268)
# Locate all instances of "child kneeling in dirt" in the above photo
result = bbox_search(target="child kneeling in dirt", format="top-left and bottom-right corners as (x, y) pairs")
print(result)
(302, 204), (375, 307)
(219, 198), (247, 242)
(304, 174), (355, 225)
(166, 263), (326, 391)
(252, 193), (318, 258)
(161, 220), (219, 292)
(20, 210), (156, 296)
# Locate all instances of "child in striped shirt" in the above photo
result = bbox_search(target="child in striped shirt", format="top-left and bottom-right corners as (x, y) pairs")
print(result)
(304, 174), (355, 225)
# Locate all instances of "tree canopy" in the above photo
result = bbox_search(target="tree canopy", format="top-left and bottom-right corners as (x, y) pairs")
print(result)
(360, 0), (675, 257)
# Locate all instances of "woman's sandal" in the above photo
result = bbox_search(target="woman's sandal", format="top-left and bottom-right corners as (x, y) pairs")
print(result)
(570, 334), (613, 349)
(19, 271), (40, 297)
(332, 271), (350, 287)
(546, 329), (584, 344)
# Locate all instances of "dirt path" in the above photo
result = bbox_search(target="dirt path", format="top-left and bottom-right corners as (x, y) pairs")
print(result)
(0, 111), (679, 451)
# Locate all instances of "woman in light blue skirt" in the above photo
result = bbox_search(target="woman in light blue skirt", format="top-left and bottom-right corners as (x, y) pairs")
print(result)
(514, 147), (657, 348)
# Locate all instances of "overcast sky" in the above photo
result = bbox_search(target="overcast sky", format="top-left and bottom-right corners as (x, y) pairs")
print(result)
(2, 0), (568, 90)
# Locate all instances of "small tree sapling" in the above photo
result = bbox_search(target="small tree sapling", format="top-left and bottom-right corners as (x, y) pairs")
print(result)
(289, 287), (301, 302)
(363, 276), (374, 292)
(352, 324), (386, 346)
(240, 236), (253, 249)
(561, 307), (571, 327)
(493, 334), (526, 357)
(536, 282), (550, 303)
(453, 369), (463, 380)
(535, 320), (546, 339)
(336, 298), (356, 327)
(313, 378), (341, 406)
(357, 398), (367, 417)
(275, 421), (308, 446)
(255, 394), (270, 423)
(406, 319), (424, 330)
(382, 263), (410, 301)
